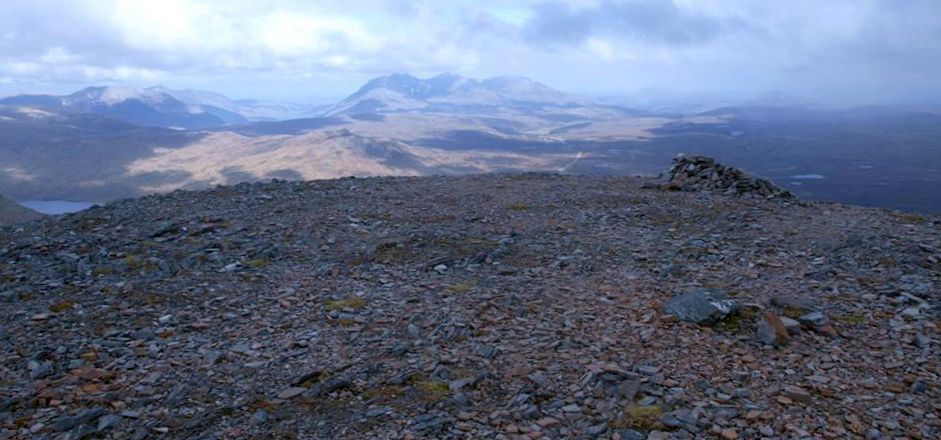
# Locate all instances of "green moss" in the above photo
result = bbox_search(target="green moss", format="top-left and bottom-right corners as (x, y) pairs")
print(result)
(835, 315), (866, 325)
(361, 385), (403, 401)
(91, 267), (114, 276)
(49, 301), (75, 313)
(122, 255), (141, 270)
(245, 258), (270, 268)
(363, 212), (393, 221)
(324, 296), (367, 311)
(448, 281), (475, 294)
(415, 381), (449, 401)
(297, 371), (326, 388)
(622, 405), (664, 430)
(715, 314), (745, 331)
(895, 213), (925, 224)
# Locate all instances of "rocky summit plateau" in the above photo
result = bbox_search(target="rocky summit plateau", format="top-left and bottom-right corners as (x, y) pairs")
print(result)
(1, 161), (940, 439)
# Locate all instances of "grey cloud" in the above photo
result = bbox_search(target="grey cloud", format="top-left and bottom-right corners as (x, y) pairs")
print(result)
(523, 0), (735, 46)
(1, 0), (940, 104)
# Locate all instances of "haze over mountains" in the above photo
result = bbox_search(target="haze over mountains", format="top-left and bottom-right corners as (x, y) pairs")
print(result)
(2, 73), (940, 213)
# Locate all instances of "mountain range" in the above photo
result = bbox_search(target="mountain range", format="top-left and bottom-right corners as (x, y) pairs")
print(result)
(1, 73), (940, 214)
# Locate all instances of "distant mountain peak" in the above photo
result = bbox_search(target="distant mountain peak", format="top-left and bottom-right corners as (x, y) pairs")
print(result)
(65, 86), (174, 107)
(330, 73), (580, 116)
(348, 72), (469, 102)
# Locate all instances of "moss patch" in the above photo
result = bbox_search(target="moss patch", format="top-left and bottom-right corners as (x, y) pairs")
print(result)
(245, 258), (270, 268)
(325, 297), (367, 311)
(361, 385), (403, 402)
(834, 315), (866, 325)
(448, 281), (475, 294)
(894, 213), (925, 224)
(49, 300), (75, 313)
(618, 405), (664, 430)
(415, 381), (449, 401)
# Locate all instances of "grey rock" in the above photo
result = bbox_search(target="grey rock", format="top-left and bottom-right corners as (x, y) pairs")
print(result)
(900, 307), (921, 319)
(779, 316), (801, 334)
(29, 362), (53, 380)
(366, 406), (393, 418)
(664, 289), (738, 325)
(67, 423), (97, 440)
(130, 329), (155, 341)
(96, 414), (122, 431)
(587, 421), (608, 437)
(251, 410), (269, 425)
(51, 408), (105, 432)
(614, 429), (646, 440)
(412, 413), (453, 432)
(798, 311), (829, 328)
(277, 387), (306, 400)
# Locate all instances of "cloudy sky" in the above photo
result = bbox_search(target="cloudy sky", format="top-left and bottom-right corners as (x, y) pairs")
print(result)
(0, 0), (938, 103)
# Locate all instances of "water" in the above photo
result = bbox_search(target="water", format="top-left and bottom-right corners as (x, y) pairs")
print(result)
(789, 174), (826, 180)
(19, 200), (96, 215)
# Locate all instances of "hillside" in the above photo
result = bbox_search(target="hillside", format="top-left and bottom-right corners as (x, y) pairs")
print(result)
(0, 194), (43, 226)
(3, 77), (941, 214)
(1, 168), (938, 439)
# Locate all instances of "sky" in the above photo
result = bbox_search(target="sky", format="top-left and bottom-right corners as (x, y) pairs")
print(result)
(0, 0), (939, 104)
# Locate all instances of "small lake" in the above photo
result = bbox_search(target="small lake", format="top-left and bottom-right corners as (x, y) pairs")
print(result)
(19, 200), (97, 215)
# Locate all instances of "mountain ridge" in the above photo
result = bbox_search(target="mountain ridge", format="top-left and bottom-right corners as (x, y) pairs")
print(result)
(0, 86), (241, 129)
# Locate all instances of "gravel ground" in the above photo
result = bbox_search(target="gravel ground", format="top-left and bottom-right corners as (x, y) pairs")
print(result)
(1, 172), (939, 439)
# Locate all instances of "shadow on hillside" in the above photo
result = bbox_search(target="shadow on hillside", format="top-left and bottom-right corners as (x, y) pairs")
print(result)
(223, 117), (348, 136)
(414, 130), (571, 153)
(0, 118), (209, 201)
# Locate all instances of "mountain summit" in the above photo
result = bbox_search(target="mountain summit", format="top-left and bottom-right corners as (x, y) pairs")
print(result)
(1, 171), (938, 438)
(326, 73), (580, 115)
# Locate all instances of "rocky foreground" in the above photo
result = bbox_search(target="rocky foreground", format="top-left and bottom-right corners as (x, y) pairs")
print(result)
(1, 171), (939, 439)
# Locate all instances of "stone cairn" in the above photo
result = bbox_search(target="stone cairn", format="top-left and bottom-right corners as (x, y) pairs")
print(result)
(655, 154), (794, 199)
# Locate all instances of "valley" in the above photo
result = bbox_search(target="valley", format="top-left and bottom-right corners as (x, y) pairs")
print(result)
(2, 74), (940, 213)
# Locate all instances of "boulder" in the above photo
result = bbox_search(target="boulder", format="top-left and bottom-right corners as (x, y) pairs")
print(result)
(664, 289), (739, 325)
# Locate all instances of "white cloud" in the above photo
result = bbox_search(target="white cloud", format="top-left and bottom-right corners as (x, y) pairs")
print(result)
(0, 0), (938, 102)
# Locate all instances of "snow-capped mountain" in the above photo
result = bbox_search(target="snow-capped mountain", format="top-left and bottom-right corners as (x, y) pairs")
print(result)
(324, 73), (590, 116)
(0, 87), (242, 129)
